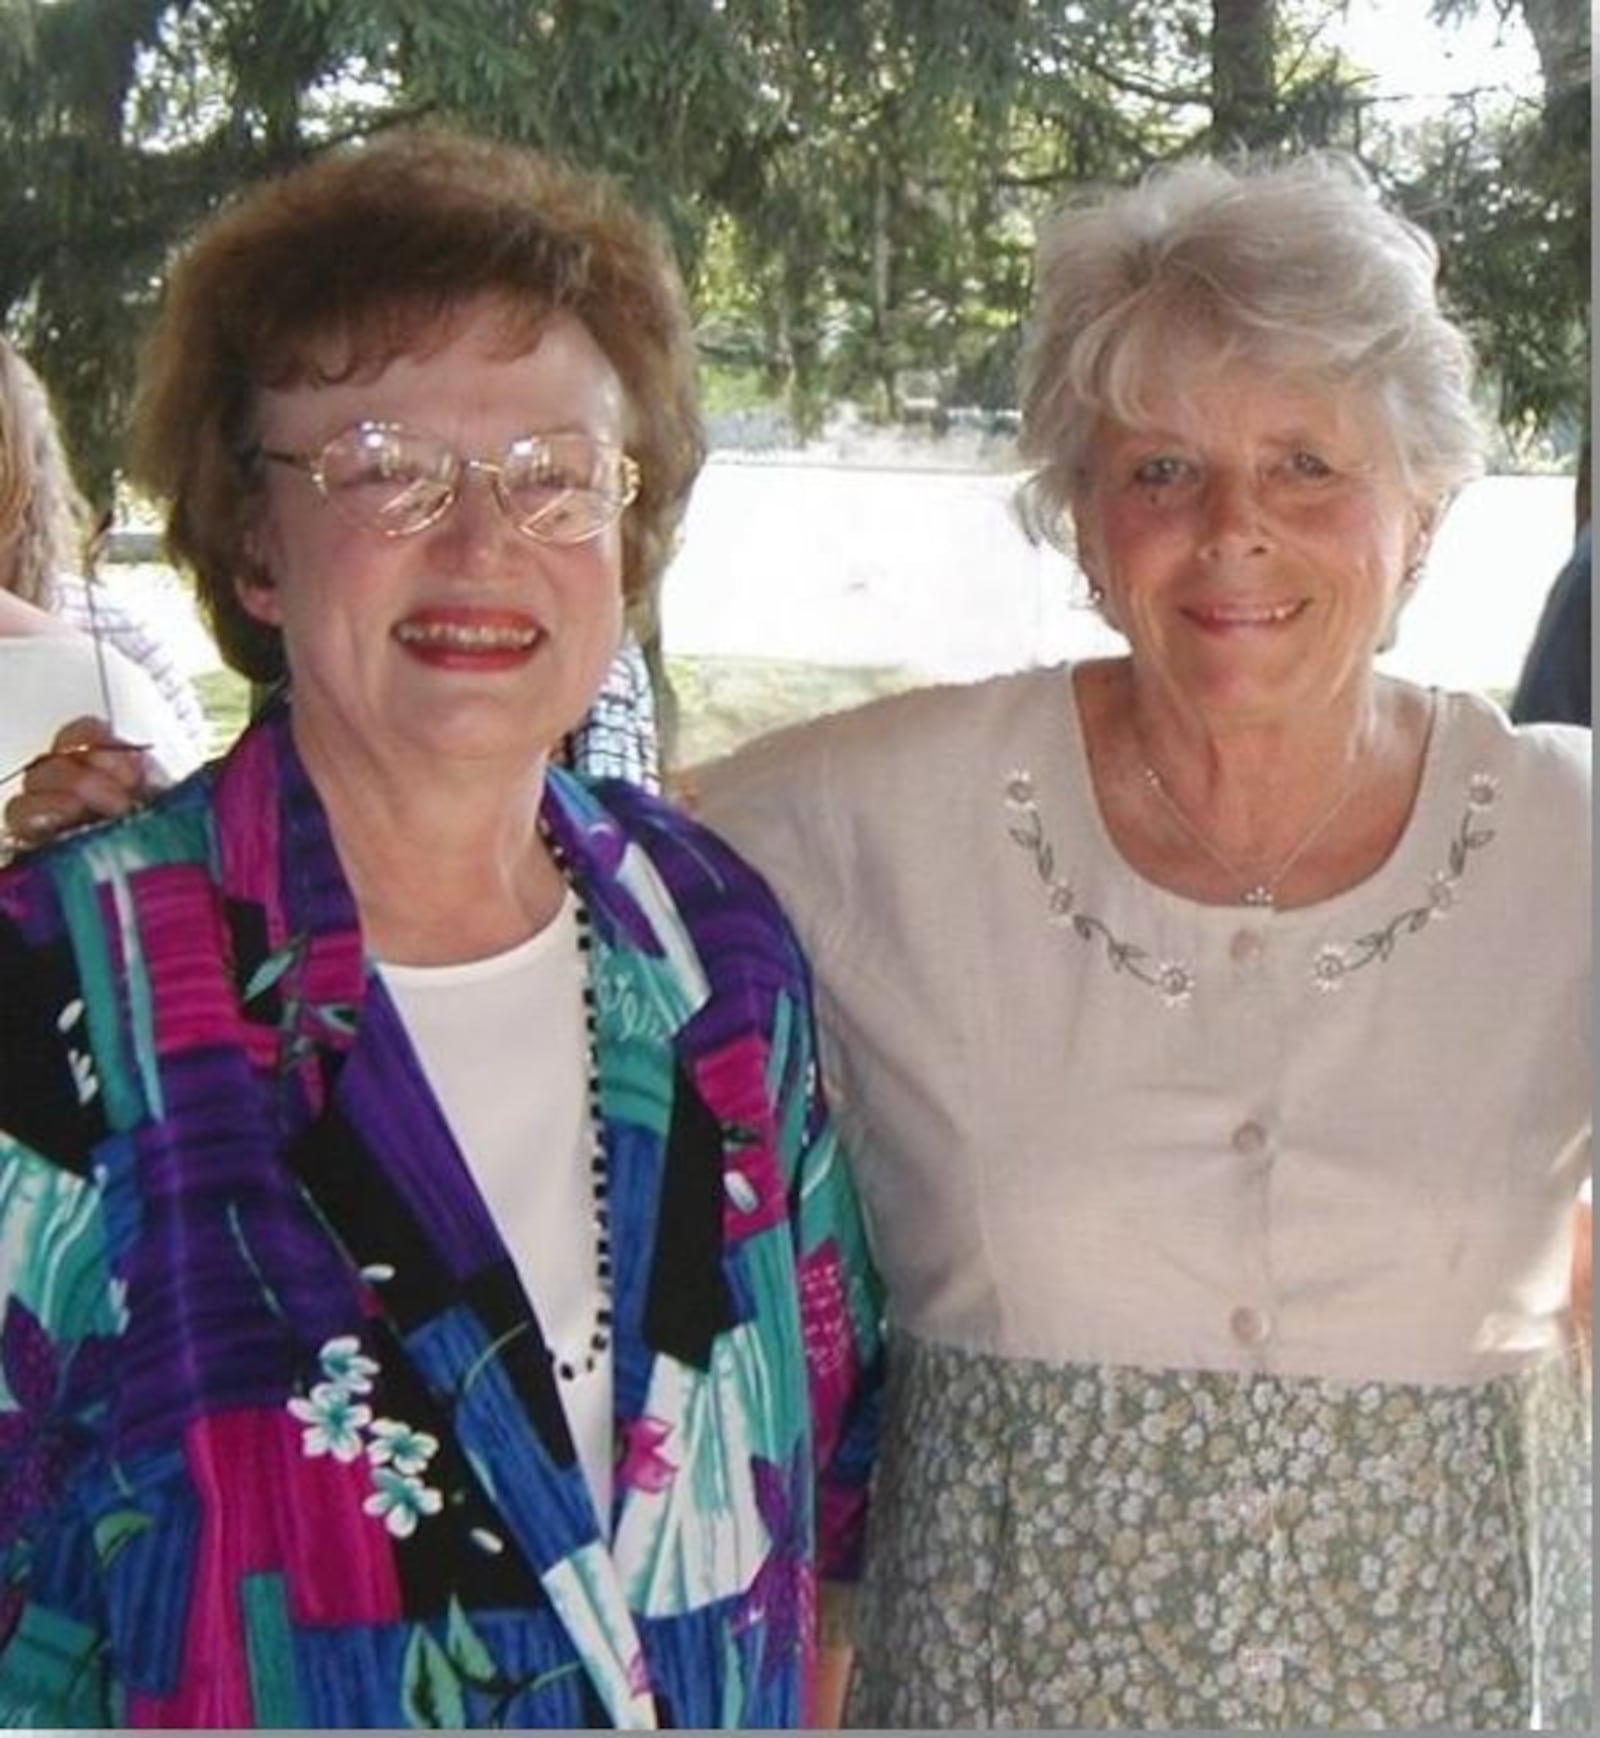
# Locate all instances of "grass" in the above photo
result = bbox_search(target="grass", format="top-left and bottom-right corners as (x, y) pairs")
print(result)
(665, 655), (917, 766)
(193, 656), (916, 770)
(194, 669), (253, 754)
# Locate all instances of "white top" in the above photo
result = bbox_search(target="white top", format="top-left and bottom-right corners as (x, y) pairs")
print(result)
(698, 666), (1591, 1390)
(0, 635), (204, 786)
(379, 896), (614, 1523)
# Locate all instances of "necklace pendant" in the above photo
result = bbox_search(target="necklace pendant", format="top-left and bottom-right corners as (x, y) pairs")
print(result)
(1242, 884), (1275, 908)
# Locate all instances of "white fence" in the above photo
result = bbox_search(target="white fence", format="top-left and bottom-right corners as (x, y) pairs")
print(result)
(663, 462), (1578, 698)
(108, 465), (1577, 702)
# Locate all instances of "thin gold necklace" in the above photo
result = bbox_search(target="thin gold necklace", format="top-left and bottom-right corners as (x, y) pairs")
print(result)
(1137, 754), (1363, 909)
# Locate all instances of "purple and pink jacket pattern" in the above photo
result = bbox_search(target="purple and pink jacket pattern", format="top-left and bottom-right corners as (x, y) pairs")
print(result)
(0, 703), (883, 1728)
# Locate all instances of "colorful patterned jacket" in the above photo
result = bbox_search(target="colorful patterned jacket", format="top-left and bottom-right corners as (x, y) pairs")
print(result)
(0, 705), (883, 1728)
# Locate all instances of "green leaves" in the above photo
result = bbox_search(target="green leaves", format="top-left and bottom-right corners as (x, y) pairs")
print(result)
(401, 1624), (466, 1729)
(395, 1601), (586, 1727)
(90, 1506), (152, 1568)
(0, 0), (1584, 503)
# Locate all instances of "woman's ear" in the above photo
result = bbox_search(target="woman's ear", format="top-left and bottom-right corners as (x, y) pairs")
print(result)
(235, 528), (281, 627)
(235, 578), (281, 628)
(1069, 498), (1110, 605)
(1406, 495), (1447, 576)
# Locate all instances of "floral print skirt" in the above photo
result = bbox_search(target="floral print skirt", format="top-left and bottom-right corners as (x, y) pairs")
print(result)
(845, 1332), (1591, 1729)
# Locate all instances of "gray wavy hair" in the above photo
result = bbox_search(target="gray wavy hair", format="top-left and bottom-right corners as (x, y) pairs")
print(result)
(1016, 151), (1486, 546)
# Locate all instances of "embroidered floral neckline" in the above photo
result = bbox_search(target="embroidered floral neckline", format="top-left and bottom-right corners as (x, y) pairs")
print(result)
(1002, 766), (1499, 1009)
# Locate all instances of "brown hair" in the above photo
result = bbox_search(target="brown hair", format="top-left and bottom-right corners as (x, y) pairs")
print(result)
(130, 126), (705, 682)
(0, 337), (93, 605)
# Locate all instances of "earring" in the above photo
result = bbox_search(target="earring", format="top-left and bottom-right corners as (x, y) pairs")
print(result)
(1087, 582), (1105, 606)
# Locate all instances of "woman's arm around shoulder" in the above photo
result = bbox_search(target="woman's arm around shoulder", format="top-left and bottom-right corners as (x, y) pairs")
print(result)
(686, 671), (1067, 970)
(680, 712), (852, 968)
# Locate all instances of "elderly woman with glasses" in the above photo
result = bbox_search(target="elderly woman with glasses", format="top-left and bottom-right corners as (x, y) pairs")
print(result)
(0, 129), (881, 1729)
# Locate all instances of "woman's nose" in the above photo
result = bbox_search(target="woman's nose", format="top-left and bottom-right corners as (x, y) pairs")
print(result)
(429, 461), (514, 557)
(1199, 470), (1271, 560)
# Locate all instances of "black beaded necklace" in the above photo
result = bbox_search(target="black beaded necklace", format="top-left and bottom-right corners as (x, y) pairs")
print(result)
(539, 821), (613, 1384)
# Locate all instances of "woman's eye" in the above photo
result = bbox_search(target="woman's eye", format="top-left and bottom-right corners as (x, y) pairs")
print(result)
(1130, 456), (1191, 488)
(1286, 449), (1334, 479)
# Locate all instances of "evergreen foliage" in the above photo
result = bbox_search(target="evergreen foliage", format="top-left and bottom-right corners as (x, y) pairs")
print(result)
(0, 0), (1586, 505)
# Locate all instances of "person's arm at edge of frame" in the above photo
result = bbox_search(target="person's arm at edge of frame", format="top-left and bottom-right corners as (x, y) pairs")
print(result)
(1509, 526), (1592, 728)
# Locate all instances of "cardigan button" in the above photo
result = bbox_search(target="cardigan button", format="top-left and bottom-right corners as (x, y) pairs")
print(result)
(1231, 1120), (1268, 1157)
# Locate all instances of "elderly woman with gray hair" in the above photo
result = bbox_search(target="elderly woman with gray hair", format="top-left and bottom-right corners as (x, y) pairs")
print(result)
(699, 153), (1591, 1728)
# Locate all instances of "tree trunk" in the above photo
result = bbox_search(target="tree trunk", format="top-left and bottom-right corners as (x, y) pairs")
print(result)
(1518, 0), (1591, 484)
(1211, 0), (1277, 149)
(1517, 0), (1589, 99)
(869, 144), (897, 420)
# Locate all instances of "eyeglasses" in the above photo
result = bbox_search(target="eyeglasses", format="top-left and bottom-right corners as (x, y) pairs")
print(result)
(254, 421), (641, 545)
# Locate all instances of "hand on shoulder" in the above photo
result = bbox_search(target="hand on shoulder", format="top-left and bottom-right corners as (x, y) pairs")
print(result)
(2, 714), (164, 854)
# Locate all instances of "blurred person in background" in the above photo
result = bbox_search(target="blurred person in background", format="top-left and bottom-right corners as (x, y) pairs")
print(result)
(0, 335), (210, 761)
(1511, 443), (1591, 728)
(560, 627), (662, 790)
(0, 337), (202, 817)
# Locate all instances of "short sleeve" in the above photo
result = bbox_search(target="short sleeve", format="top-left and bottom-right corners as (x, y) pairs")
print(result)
(691, 727), (848, 970)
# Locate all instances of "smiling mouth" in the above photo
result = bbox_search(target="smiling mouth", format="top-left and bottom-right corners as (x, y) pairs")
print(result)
(393, 620), (541, 650)
(1186, 600), (1308, 627)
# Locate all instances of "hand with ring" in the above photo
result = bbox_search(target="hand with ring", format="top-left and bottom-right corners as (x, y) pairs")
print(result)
(2, 715), (160, 853)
